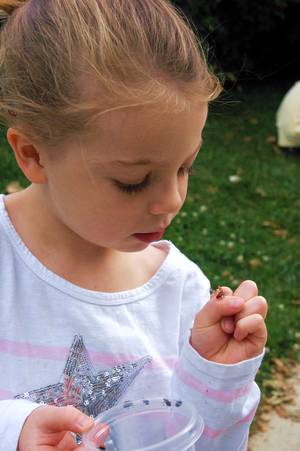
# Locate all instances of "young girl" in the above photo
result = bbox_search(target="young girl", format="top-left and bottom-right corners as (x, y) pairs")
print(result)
(0, 1), (268, 450)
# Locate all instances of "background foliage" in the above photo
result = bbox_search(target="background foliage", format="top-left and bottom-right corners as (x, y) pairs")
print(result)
(173, 0), (300, 82)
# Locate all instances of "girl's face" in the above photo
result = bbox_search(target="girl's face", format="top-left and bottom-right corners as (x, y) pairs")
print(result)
(41, 103), (208, 252)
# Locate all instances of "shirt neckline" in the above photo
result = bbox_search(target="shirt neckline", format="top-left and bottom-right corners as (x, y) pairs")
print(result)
(0, 194), (176, 305)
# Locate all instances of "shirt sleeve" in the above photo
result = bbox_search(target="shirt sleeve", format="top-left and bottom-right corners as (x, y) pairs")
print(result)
(171, 263), (264, 451)
(0, 399), (41, 451)
(172, 341), (264, 451)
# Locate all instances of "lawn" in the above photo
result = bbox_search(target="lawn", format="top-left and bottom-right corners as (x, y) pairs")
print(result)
(168, 83), (300, 387)
(0, 84), (299, 393)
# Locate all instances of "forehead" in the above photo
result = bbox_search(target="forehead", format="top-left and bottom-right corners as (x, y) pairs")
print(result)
(85, 103), (207, 162)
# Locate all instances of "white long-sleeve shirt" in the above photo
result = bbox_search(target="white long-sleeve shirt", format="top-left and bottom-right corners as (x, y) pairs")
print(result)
(0, 194), (263, 450)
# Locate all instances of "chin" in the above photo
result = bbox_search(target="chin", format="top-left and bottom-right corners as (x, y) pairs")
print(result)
(116, 239), (150, 253)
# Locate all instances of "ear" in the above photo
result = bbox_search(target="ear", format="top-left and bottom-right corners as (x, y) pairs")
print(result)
(6, 128), (47, 184)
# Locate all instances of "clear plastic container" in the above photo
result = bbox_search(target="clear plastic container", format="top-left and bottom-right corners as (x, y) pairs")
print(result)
(82, 398), (204, 451)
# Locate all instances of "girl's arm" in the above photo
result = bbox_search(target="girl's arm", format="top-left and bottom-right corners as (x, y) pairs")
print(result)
(171, 272), (267, 451)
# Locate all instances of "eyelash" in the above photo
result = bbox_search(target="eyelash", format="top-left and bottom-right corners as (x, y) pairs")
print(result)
(114, 166), (197, 195)
(114, 174), (150, 195)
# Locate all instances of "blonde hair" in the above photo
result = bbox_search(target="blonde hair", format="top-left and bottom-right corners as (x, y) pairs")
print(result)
(0, 0), (221, 147)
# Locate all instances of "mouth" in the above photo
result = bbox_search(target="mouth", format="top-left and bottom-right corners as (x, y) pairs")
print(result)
(133, 228), (166, 243)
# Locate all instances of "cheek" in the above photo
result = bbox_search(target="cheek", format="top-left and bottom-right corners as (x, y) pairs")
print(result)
(57, 187), (138, 234)
(47, 164), (145, 233)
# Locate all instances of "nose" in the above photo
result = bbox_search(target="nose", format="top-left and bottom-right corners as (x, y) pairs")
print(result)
(148, 177), (185, 216)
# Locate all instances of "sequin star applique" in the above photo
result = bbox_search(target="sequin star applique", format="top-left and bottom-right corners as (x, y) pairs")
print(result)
(15, 335), (152, 417)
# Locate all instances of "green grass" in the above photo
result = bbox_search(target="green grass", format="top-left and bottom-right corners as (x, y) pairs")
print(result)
(167, 84), (300, 386)
(0, 84), (299, 391)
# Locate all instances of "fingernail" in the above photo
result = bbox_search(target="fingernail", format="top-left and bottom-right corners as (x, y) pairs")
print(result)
(95, 424), (109, 438)
(77, 416), (94, 429)
(229, 298), (244, 308)
(223, 318), (233, 330)
(234, 330), (240, 340)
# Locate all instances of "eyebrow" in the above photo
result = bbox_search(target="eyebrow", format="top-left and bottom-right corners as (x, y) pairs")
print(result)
(109, 140), (203, 166)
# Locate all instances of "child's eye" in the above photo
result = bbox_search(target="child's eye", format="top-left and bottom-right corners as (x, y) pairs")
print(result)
(113, 166), (196, 195)
(113, 174), (150, 195)
(178, 166), (197, 177)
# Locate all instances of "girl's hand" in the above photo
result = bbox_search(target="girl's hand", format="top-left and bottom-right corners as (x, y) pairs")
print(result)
(190, 280), (268, 364)
(18, 404), (107, 451)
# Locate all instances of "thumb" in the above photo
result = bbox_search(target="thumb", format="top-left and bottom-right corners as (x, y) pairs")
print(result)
(37, 405), (94, 434)
(195, 294), (245, 328)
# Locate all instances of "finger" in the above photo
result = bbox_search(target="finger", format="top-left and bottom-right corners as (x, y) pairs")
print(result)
(80, 422), (109, 450)
(57, 432), (79, 451)
(215, 288), (236, 333)
(234, 296), (268, 322)
(233, 280), (258, 301)
(234, 314), (267, 342)
(195, 296), (245, 327)
(36, 405), (94, 435)
(221, 316), (235, 334)
(211, 286), (233, 300)
(89, 422), (109, 448)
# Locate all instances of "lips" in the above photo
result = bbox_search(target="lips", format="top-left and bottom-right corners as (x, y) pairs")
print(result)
(133, 229), (166, 243)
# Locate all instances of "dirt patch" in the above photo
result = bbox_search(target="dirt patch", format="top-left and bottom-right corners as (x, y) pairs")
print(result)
(248, 361), (300, 451)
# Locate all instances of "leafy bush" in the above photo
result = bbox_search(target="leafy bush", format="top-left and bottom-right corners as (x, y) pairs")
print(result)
(173, 0), (300, 82)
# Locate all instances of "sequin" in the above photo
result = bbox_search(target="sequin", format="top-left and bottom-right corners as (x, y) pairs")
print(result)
(15, 335), (152, 418)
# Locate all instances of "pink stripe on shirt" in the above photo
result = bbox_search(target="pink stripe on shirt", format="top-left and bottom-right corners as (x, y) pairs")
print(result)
(203, 406), (258, 438)
(175, 362), (252, 402)
(0, 389), (13, 400)
(238, 405), (257, 424)
(0, 339), (68, 360)
(0, 339), (175, 370)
